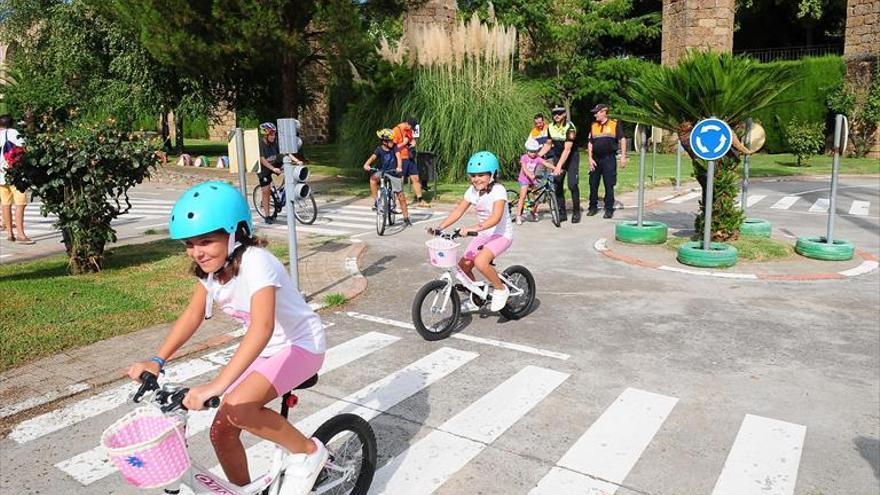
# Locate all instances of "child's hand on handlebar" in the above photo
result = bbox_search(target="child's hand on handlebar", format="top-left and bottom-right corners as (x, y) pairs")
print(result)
(184, 383), (224, 411)
(128, 361), (160, 382)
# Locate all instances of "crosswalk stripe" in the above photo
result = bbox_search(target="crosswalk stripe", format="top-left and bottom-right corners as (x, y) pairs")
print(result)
(667, 191), (701, 204)
(207, 347), (479, 478)
(370, 366), (569, 494)
(849, 200), (870, 216)
(770, 196), (800, 210)
(744, 194), (767, 207)
(808, 198), (829, 213)
(710, 414), (806, 495)
(9, 358), (217, 444)
(56, 331), (400, 485)
(530, 388), (678, 495)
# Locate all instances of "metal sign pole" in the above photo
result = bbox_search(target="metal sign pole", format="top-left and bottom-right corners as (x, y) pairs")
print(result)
(651, 137), (657, 185)
(703, 160), (716, 250)
(637, 130), (648, 227)
(283, 157), (300, 288)
(675, 141), (682, 190)
(826, 114), (845, 244)
(234, 128), (247, 195)
(741, 118), (752, 217)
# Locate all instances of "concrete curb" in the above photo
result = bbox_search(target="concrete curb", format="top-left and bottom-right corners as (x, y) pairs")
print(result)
(594, 238), (879, 281)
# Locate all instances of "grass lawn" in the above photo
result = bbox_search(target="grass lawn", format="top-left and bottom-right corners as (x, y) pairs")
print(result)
(0, 240), (291, 371)
(666, 234), (796, 262)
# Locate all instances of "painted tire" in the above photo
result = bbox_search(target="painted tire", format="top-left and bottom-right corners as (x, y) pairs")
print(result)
(740, 218), (772, 238)
(615, 221), (668, 245)
(795, 236), (854, 261)
(677, 241), (738, 268)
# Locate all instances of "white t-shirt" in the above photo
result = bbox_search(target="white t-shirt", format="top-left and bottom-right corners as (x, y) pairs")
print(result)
(0, 128), (24, 186)
(199, 247), (326, 357)
(464, 183), (514, 239)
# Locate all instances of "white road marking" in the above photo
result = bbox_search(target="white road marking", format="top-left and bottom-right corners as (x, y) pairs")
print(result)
(667, 191), (701, 204)
(370, 366), (569, 494)
(209, 347), (479, 477)
(808, 198), (829, 213)
(530, 388), (678, 495)
(745, 194), (767, 207)
(658, 265), (759, 279)
(839, 260), (879, 277)
(0, 383), (91, 418)
(56, 331), (401, 485)
(770, 196), (800, 210)
(710, 414), (806, 495)
(849, 200), (870, 216)
(345, 311), (570, 360)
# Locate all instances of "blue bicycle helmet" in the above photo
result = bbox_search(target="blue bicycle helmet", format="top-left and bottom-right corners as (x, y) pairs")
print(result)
(466, 151), (500, 175)
(169, 181), (253, 240)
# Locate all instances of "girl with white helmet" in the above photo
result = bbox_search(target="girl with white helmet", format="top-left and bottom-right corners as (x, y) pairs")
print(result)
(126, 181), (327, 494)
(514, 138), (553, 224)
(431, 151), (513, 312)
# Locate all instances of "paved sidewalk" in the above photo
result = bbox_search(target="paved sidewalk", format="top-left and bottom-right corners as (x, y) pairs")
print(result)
(0, 234), (367, 430)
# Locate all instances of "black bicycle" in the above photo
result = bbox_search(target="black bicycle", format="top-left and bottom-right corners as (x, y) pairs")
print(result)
(507, 170), (560, 227)
(371, 168), (400, 236)
(252, 171), (318, 225)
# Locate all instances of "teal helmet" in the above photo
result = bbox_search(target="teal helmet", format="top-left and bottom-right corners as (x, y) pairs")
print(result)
(466, 151), (499, 175)
(169, 181), (252, 240)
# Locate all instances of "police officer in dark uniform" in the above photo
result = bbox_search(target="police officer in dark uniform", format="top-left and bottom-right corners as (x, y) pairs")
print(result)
(587, 103), (627, 218)
(539, 105), (581, 223)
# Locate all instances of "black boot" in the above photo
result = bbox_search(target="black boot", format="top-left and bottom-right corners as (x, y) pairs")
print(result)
(571, 210), (581, 223)
(558, 208), (567, 222)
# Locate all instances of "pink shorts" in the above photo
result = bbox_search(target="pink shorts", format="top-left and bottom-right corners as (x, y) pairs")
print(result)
(518, 172), (537, 187)
(463, 234), (512, 261)
(227, 345), (325, 396)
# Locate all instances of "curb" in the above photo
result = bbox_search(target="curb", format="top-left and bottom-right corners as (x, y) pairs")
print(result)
(594, 238), (879, 281)
(0, 239), (370, 422)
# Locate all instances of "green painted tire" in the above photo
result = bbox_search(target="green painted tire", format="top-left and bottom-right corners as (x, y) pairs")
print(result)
(740, 218), (772, 238)
(795, 236), (854, 261)
(677, 241), (738, 268)
(615, 221), (668, 245)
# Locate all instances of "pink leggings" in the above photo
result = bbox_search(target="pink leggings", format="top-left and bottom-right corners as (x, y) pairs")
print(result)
(227, 345), (325, 396)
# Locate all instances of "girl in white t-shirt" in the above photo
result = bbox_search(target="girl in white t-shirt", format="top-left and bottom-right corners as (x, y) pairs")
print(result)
(431, 151), (513, 312)
(126, 181), (327, 493)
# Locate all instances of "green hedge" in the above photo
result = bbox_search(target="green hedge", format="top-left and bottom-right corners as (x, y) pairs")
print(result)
(183, 114), (209, 139)
(753, 55), (844, 153)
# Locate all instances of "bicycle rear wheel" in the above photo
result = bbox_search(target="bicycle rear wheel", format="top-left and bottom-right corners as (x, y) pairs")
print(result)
(499, 265), (536, 320)
(309, 413), (377, 495)
(252, 184), (277, 221)
(294, 191), (318, 224)
(375, 189), (388, 236)
(411, 280), (460, 341)
(386, 186), (396, 226)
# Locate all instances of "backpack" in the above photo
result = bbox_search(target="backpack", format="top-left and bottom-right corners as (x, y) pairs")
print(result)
(2, 130), (25, 169)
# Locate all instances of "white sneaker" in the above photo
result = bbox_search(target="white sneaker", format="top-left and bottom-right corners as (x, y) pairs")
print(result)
(515, 215), (523, 225)
(460, 299), (480, 313)
(490, 286), (510, 312)
(279, 438), (329, 495)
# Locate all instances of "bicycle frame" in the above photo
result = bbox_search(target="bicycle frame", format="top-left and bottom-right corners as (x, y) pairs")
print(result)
(428, 263), (526, 314)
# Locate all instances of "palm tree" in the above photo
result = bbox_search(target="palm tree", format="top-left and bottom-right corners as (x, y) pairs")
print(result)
(616, 51), (798, 240)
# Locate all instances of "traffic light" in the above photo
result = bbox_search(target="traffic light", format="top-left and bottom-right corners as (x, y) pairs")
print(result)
(277, 118), (309, 199)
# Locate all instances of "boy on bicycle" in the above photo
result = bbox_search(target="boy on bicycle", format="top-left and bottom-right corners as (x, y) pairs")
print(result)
(431, 151), (513, 312)
(258, 122), (302, 224)
(363, 128), (411, 226)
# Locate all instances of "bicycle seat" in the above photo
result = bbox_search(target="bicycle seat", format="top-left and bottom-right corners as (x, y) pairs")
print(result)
(295, 374), (319, 390)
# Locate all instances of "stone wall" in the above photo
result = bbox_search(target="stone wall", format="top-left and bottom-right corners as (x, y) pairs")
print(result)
(844, 0), (880, 157)
(402, 0), (458, 47)
(661, 0), (735, 66)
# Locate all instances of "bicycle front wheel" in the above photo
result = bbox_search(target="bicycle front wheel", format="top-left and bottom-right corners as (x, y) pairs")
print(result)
(386, 187), (396, 226)
(294, 192), (318, 224)
(375, 189), (388, 236)
(411, 280), (460, 341)
(547, 190), (561, 228)
(252, 184), (277, 221)
(309, 413), (377, 495)
(499, 265), (536, 320)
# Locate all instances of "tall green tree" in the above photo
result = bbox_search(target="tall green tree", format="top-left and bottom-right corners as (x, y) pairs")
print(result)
(101, 0), (411, 120)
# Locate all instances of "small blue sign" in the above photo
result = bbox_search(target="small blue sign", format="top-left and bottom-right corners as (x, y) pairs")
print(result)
(690, 118), (733, 161)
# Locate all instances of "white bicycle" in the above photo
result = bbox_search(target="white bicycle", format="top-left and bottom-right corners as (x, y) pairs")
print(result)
(103, 371), (376, 495)
(411, 229), (536, 341)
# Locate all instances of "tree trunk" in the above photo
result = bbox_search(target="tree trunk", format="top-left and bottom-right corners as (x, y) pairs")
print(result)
(160, 112), (171, 151)
(280, 53), (300, 118)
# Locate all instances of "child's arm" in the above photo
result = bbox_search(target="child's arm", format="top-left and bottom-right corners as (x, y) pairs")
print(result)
(435, 199), (471, 232)
(520, 159), (535, 181)
(184, 286), (276, 409)
(127, 282), (207, 380)
(363, 153), (377, 171)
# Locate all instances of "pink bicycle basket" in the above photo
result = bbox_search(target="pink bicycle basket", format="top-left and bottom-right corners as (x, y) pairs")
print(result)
(101, 405), (189, 488)
(426, 238), (460, 268)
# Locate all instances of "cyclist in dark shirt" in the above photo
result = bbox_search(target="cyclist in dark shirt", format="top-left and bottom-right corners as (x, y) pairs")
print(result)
(258, 122), (302, 224)
(363, 129), (411, 226)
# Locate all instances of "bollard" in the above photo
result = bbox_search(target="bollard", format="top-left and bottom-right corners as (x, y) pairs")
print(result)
(615, 124), (667, 245)
(283, 157), (300, 288)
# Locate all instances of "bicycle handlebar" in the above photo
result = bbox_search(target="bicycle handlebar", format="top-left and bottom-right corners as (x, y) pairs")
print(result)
(427, 228), (478, 239)
(133, 371), (220, 412)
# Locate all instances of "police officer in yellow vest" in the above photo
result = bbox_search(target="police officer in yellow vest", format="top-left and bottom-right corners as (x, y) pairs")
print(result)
(538, 105), (581, 223)
(587, 103), (627, 218)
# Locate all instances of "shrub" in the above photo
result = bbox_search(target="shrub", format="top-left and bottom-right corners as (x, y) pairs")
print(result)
(8, 119), (159, 273)
(752, 55), (845, 152)
(782, 116), (825, 166)
(827, 63), (880, 157)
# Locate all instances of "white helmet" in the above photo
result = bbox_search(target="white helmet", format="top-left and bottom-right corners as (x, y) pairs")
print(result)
(525, 138), (541, 152)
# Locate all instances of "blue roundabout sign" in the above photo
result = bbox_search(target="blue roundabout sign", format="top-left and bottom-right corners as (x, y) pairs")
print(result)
(690, 118), (733, 161)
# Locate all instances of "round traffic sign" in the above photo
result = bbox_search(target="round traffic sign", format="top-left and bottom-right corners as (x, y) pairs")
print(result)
(690, 118), (733, 161)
